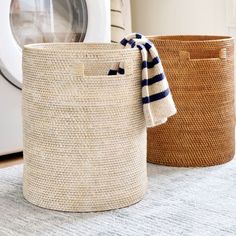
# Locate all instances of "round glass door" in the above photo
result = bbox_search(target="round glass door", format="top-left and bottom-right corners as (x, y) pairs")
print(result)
(10, 0), (88, 48)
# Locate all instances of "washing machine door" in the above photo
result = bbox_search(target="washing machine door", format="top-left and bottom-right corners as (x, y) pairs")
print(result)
(0, 0), (110, 89)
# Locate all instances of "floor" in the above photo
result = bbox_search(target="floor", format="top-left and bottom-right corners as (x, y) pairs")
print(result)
(1, 154), (236, 235)
(0, 152), (23, 168)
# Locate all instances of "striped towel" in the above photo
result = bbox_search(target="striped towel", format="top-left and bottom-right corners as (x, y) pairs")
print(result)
(109, 33), (177, 128)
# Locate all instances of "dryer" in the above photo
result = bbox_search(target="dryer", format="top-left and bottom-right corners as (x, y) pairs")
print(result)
(0, 0), (110, 155)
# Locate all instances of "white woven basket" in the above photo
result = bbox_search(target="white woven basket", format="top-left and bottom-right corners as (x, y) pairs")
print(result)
(22, 43), (147, 212)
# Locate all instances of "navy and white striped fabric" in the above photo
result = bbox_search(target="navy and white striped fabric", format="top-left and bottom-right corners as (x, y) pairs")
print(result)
(109, 33), (176, 128)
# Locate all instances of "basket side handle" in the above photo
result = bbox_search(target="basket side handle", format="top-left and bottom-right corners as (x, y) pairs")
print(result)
(72, 60), (133, 77)
(179, 48), (227, 62)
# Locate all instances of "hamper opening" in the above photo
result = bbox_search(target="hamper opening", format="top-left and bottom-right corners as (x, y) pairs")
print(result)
(148, 35), (234, 60)
(148, 35), (232, 42)
(23, 43), (133, 52)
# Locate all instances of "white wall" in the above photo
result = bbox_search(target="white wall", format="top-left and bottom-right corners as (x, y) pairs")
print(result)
(123, 0), (132, 34)
(131, 0), (231, 36)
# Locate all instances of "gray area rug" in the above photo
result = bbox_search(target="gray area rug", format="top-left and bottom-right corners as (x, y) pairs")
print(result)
(1, 159), (236, 236)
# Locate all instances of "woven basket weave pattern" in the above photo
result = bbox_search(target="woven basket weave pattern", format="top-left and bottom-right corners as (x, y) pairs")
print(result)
(22, 43), (147, 212)
(148, 35), (235, 167)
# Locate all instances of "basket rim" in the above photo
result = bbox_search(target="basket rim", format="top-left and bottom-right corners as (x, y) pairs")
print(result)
(147, 35), (234, 43)
(23, 42), (139, 53)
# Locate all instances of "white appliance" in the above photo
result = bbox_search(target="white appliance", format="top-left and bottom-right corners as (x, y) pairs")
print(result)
(0, 0), (110, 156)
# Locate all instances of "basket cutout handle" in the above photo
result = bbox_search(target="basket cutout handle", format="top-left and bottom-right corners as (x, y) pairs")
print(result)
(179, 48), (227, 62)
(72, 60), (133, 77)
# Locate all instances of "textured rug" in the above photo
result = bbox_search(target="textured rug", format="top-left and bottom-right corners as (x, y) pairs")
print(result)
(1, 159), (236, 236)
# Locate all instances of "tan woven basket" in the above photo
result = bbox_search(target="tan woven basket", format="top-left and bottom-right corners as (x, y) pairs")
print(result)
(147, 35), (235, 167)
(22, 43), (147, 212)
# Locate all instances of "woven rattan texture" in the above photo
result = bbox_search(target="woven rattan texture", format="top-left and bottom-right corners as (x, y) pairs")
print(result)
(22, 43), (147, 212)
(147, 35), (235, 167)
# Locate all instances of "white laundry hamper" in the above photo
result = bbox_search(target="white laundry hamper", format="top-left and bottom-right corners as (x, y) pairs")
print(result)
(22, 43), (147, 212)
